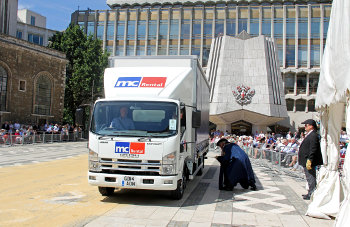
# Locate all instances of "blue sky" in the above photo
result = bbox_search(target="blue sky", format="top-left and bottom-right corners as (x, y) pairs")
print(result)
(18, 0), (110, 31)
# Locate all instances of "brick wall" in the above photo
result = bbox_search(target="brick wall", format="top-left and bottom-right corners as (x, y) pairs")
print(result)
(0, 34), (68, 125)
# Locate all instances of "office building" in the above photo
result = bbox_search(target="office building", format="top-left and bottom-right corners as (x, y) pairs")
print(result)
(71, 0), (332, 131)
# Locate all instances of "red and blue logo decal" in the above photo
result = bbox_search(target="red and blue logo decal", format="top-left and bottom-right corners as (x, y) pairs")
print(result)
(115, 77), (166, 88)
(115, 142), (145, 154)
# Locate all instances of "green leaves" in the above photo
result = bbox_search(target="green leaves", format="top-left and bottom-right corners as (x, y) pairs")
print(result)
(49, 23), (109, 124)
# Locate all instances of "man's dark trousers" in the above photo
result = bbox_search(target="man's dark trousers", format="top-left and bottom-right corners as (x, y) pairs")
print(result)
(304, 167), (316, 197)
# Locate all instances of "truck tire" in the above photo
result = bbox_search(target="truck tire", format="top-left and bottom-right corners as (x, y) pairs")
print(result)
(171, 170), (186, 200)
(98, 186), (115, 196)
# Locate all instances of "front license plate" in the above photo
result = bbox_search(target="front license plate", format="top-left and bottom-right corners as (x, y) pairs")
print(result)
(122, 176), (136, 187)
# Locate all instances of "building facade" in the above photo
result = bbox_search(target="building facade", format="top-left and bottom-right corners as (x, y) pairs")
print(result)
(71, 0), (332, 131)
(0, 34), (68, 125)
(0, 0), (18, 36)
(16, 9), (57, 46)
(207, 33), (288, 134)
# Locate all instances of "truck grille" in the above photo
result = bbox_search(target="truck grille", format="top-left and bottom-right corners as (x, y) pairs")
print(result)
(99, 158), (161, 175)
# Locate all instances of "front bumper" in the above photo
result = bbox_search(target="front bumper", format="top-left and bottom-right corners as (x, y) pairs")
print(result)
(88, 172), (179, 190)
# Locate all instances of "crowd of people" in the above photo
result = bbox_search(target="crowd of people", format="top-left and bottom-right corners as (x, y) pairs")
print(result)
(210, 127), (347, 172)
(0, 121), (82, 144)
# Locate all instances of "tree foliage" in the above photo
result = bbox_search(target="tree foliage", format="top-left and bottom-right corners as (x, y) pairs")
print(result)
(49, 24), (109, 124)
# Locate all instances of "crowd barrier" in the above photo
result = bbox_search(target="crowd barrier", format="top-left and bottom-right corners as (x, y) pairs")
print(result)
(0, 131), (85, 147)
(209, 141), (346, 176)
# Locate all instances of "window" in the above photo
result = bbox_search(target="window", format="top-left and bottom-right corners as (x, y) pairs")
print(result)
(159, 20), (168, 39)
(262, 7), (271, 36)
(296, 99), (306, 112)
(0, 66), (8, 111)
(96, 22), (104, 40)
(308, 99), (316, 112)
(286, 99), (294, 111)
(87, 21), (95, 36)
(250, 7), (259, 37)
(28, 33), (44, 45)
(298, 41), (307, 67)
(30, 16), (35, 26)
(309, 74), (319, 94)
(19, 80), (26, 91)
(16, 30), (22, 39)
(34, 75), (52, 115)
(238, 7), (248, 33)
(286, 39), (295, 66)
(297, 74), (307, 94)
(284, 73), (295, 94)
(107, 21), (115, 40)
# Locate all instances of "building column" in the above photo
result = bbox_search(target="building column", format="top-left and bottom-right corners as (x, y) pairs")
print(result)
(295, 5), (299, 68)
(103, 11), (108, 52)
(282, 5), (286, 69)
(145, 9), (149, 55)
(294, 73), (297, 96)
(94, 10), (98, 39)
(155, 8), (160, 55)
(306, 73), (310, 96)
(189, 7), (193, 54)
(166, 8), (171, 56)
(307, 4), (311, 69)
(123, 9), (128, 56)
(177, 8), (182, 55)
(134, 9), (139, 56)
(235, 6), (239, 36)
(199, 7), (204, 66)
(259, 5), (262, 36)
(247, 5), (251, 34)
(112, 10), (118, 56)
(320, 4), (324, 64)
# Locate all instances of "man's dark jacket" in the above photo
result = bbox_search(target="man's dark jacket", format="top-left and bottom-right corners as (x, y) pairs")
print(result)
(222, 143), (255, 188)
(298, 130), (323, 167)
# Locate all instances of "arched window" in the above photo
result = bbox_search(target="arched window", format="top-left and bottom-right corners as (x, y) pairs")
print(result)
(296, 99), (306, 112)
(0, 66), (8, 111)
(308, 99), (316, 112)
(286, 99), (294, 111)
(34, 74), (52, 115)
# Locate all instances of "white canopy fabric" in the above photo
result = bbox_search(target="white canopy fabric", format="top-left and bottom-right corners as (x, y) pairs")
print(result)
(315, 0), (350, 108)
(306, 103), (344, 219)
(309, 0), (350, 223)
(335, 101), (350, 226)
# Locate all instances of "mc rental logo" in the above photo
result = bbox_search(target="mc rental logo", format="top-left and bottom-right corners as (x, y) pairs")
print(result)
(115, 77), (167, 88)
(115, 142), (145, 154)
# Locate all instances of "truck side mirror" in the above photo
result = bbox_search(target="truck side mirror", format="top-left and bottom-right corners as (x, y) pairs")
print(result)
(192, 110), (201, 128)
(75, 108), (84, 126)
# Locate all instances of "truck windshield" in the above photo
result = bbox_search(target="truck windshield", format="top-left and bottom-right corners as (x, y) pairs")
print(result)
(91, 101), (178, 137)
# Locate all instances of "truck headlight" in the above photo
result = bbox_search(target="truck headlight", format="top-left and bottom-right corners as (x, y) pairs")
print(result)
(161, 152), (176, 175)
(89, 149), (101, 172)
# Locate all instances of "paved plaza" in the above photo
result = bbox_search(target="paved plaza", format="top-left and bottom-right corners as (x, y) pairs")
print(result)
(84, 149), (335, 227)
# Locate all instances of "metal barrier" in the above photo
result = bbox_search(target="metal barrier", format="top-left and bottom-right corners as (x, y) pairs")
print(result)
(0, 131), (85, 147)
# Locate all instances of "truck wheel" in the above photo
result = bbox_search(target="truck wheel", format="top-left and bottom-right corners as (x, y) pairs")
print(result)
(171, 170), (186, 200)
(98, 186), (115, 196)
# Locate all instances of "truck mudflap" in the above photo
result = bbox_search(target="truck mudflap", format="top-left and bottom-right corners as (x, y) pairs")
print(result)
(88, 172), (178, 190)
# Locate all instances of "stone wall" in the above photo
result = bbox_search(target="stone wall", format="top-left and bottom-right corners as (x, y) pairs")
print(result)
(0, 34), (67, 125)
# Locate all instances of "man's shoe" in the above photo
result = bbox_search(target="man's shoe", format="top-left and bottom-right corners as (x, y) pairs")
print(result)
(302, 194), (310, 200)
(251, 185), (257, 191)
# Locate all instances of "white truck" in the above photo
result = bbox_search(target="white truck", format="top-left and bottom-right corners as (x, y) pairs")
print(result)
(85, 56), (209, 199)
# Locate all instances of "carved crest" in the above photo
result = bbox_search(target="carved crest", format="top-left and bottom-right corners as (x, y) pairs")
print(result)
(232, 84), (255, 105)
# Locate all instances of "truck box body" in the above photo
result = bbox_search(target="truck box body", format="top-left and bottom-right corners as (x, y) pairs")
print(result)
(88, 56), (209, 198)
